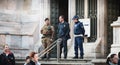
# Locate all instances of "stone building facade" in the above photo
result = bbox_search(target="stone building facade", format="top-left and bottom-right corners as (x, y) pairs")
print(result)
(0, 0), (120, 59)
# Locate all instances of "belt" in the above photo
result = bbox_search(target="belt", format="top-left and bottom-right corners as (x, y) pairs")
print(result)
(43, 34), (51, 36)
(74, 34), (83, 37)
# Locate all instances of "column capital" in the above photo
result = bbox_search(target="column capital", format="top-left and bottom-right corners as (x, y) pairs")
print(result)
(111, 17), (120, 27)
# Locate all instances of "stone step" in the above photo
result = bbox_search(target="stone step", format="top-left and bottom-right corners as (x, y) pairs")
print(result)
(16, 62), (92, 65)
(16, 58), (92, 65)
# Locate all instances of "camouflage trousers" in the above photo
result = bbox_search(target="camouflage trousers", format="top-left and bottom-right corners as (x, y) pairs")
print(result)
(42, 37), (52, 54)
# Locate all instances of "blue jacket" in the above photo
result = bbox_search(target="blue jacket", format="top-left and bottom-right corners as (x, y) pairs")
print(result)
(74, 21), (85, 35)
(58, 21), (70, 39)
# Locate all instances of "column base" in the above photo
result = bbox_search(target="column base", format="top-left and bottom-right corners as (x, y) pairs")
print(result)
(110, 44), (120, 55)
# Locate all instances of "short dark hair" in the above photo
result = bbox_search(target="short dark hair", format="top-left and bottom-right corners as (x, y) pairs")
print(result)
(60, 15), (65, 19)
(26, 56), (30, 60)
(45, 18), (49, 21)
(110, 54), (116, 59)
(106, 57), (111, 65)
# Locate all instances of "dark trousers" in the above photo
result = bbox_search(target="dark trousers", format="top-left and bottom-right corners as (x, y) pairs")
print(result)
(60, 38), (68, 58)
(74, 37), (84, 57)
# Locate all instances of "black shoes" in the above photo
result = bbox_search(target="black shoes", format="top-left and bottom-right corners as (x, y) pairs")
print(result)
(64, 57), (67, 59)
(80, 56), (84, 59)
(41, 54), (51, 60)
(73, 56), (78, 59)
(73, 56), (84, 59)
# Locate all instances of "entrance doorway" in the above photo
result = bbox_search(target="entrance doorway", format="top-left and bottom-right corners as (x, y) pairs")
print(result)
(50, 0), (68, 39)
(50, 0), (68, 58)
(59, 0), (68, 22)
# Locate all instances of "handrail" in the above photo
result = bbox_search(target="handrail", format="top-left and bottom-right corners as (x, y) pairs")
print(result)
(38, 39), (58, 57)
(38, 38), (62, 62)
(38, 40), (57, 57)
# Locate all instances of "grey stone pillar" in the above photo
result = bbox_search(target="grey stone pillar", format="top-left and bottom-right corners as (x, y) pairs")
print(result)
(110, 17), (120, 54)
(96, 0), (108, 58)
(84, 0), (88, 18)
(67, 0), (76, 58)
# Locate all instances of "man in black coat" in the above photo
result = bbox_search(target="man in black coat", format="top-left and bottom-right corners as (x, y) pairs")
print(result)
(57, 15), (70, 59)
(0, 44), (15, 65)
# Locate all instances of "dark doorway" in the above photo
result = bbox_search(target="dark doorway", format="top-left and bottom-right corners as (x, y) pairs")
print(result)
(50, 0), (68, 58)
(59, 0), (68, 22)
(50, 0), (68, 39)
(50, 0), (68, 24)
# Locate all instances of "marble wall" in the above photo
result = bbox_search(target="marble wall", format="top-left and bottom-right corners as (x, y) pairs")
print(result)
(0, 0), (50, 58)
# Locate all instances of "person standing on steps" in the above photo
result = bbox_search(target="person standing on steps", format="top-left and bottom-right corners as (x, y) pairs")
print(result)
(57, 15), (70, 59)
(72, 15), (85, 59)
(41, 18), (54, 59)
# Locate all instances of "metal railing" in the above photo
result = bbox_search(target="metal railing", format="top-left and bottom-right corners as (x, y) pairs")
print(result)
(38, 38), (62, 62)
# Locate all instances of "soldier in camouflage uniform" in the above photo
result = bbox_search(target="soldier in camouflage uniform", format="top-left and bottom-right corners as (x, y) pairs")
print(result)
(41, 18), (54, 59)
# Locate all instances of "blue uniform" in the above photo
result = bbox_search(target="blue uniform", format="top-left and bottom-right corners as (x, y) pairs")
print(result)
(74, 21), (85, 58)
(58, 21), (70, 58)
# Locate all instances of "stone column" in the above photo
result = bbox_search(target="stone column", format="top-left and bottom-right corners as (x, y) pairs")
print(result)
(84, 0), (88, 18)
(110, 17), (120, 54)
(84, 0), (88, 43)
(69, 0), (76, 38)
(67, 0), (76, 58)
(96, 0), (107, 58)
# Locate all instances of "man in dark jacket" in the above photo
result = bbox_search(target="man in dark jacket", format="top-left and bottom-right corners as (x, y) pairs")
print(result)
(73, 15), (85, 59)
(58, 15), (70, 59)
(0, 44), (15, 65)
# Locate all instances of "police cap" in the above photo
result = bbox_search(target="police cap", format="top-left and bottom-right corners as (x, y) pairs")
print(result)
(72, 15), (79, 20)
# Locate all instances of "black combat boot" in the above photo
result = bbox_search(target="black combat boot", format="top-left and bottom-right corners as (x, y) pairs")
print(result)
(46, 53), (51, 60)
(80, 56), (84, 59)
(73, 56), (78, 59)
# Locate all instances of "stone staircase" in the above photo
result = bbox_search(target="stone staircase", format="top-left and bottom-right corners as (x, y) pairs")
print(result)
(16, 58), (93, 65)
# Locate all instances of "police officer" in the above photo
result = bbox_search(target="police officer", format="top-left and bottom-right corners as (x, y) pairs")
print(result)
(72, 15), (85, 59)
(58, 15), (70, 59)
(41, 18), (54, 59)
(0, 44), (15, 65)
